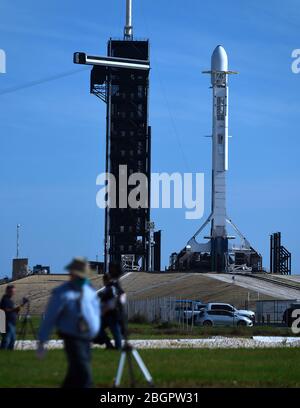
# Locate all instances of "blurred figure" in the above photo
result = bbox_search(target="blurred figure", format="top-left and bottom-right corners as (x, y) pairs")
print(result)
(94, 273), (123, 350)
(0, 285), (27, 350)
(37, 257), (100, 388)
(94, 274), (114, 349)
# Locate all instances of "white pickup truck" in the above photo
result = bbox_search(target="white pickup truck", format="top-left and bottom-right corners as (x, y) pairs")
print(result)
(205, 303), (255, 322)
(174, 300), (206, 323)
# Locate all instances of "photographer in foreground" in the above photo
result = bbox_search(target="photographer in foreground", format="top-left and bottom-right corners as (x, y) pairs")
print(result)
(0, 284), (28, 350)
(100, 264), (153, 387)
(37, 257), (100, 388)
(94, 272), (126, 350)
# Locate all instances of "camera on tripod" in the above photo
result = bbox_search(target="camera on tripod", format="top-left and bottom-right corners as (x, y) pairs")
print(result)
(18, 296), (36, 345)
(22, 297), (29, 306)
(108, 264), (127, 309)
(108, 263), (123, 280)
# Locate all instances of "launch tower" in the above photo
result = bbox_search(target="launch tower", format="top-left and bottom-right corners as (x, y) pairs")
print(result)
(74, 0), (154, 273)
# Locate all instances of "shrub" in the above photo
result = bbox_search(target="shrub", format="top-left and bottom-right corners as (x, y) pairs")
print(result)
(128, 313), (148, 324)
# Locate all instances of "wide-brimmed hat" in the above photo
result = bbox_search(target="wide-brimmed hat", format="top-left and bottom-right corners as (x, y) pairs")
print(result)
(65, 257), (91, 278)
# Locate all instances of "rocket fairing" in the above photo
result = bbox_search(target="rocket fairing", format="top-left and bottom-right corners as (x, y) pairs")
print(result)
(211, 45), (228, 72)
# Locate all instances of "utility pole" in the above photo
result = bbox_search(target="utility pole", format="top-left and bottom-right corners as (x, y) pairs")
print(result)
(16, 224), (21, 259)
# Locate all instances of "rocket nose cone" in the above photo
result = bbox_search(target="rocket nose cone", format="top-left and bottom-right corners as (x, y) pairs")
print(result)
(211, 45), (228, 71)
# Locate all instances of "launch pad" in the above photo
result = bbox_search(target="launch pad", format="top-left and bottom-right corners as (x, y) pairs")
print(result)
(73, 1), (291, 275)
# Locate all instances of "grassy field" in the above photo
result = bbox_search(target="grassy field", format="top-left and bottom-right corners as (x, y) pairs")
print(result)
(16, 317), (297, 340)
(128, 322), (297, 339)
(0, 348), (300, 387)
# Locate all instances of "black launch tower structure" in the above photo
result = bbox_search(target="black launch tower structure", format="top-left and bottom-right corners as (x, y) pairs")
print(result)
(92, 40), (151, 271)
(74, 0), (154, 273)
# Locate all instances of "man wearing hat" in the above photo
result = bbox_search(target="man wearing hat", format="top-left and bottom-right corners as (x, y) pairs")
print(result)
(37, 257), (100, 388)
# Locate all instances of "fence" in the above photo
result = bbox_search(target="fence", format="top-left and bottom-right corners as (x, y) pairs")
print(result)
(256, 299), (299, 325)
(19, 297), (293, 332)
(126, 297), (176, 323)
(15, 298), (200, 334)
(126, 297), (203, 329)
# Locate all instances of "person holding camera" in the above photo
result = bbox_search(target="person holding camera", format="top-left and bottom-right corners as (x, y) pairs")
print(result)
(0, 284), (28, 350)
(37, 257), (100, 388)
(94, 272), (125, 350)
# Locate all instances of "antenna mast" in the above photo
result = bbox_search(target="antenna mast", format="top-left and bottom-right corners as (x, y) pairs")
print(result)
(124, 0), (133, 40)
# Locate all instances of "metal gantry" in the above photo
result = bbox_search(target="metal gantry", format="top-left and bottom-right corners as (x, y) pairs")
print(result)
(74, 1), (154, 273)
(270, 232), (291, 275)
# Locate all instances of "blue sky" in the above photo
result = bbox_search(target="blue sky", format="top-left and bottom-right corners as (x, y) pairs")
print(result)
(0, 0), (299, 276)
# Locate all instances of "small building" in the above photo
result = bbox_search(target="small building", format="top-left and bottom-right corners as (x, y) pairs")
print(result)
(32, 265), (50, 275)
(12, 258), (29, 280)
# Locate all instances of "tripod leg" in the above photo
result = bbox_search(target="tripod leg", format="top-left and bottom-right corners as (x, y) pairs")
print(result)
(17, 324), (22, 350)
(23, 322), (28, 350)
(114, 351), (126, 387)
(127, 350), (136, 388)
(29, 319), (37, 339)
(18, 320), (26, 350)
(132, 349), (154, 385)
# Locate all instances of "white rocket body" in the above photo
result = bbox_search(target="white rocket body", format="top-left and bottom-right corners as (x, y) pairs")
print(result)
(210, 45), (229, 239)
(185, 46), (259, 273)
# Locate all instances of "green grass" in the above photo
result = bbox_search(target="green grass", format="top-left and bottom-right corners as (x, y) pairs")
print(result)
(0, 348), (300, 387)
(16, 317), (297, 340)
(127, 322), (297, 339)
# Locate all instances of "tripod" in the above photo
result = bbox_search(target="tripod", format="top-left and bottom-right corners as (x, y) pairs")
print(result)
(110, 278), (154, 388)
(18, 302), (37, 347)
(114, 339), (154, 388)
